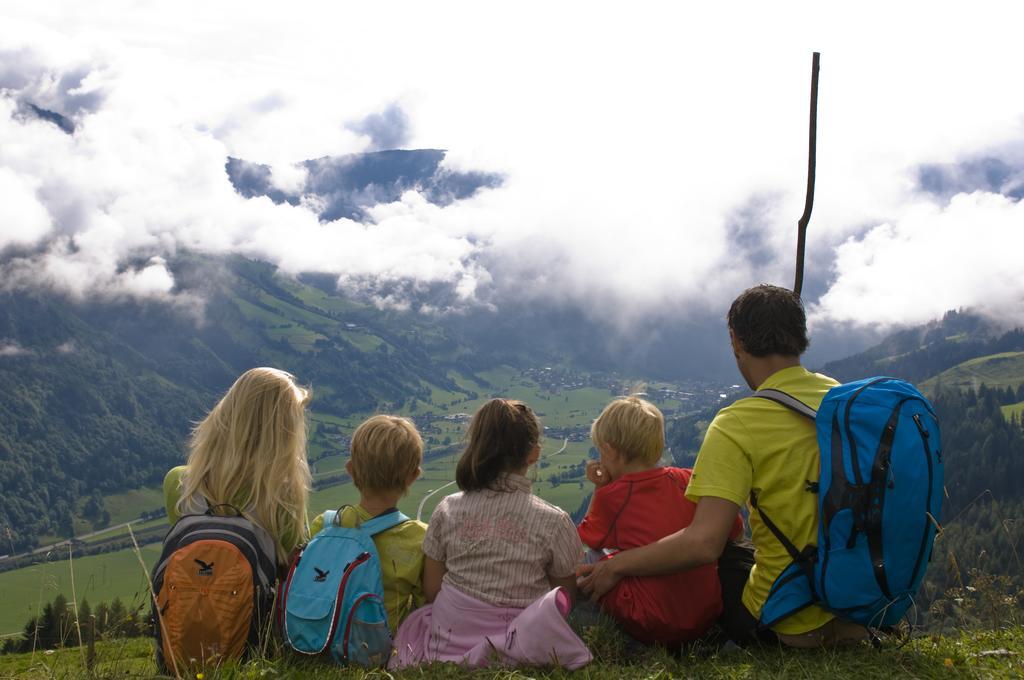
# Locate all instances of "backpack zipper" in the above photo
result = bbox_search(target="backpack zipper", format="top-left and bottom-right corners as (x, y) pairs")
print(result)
(843, 378), (893, 486)
(909, 412), (938, 588)
(279, 552), (302, 639)
(321, 552), (370, 655)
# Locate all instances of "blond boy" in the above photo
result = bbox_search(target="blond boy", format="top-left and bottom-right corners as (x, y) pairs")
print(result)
(577, 397), (742, 646)
(310, 415), (427, 633)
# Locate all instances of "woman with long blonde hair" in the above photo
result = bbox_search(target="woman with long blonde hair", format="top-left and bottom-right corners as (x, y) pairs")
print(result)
(163, 367), (313, 566)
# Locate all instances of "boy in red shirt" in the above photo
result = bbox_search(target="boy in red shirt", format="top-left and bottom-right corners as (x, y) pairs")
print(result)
(578, 396), (743, 647)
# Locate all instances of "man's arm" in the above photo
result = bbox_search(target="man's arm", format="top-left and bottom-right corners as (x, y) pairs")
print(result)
(578, 495), (740, 601)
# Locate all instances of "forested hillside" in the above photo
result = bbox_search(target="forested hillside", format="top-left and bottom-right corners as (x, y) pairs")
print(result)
(926, 384), (1024, 601)
(821, 310), (1024, 385)
(0, 256), (504, 553)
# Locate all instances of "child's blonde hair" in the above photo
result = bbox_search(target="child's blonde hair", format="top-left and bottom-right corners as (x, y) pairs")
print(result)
(349, 415), (423, 494)
(179, 367), (312, 564)
(591, 396), (665, 465)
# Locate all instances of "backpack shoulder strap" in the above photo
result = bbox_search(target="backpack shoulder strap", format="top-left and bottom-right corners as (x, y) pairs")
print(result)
(359, 509), (411, 537)
(753, 388), (817, 420)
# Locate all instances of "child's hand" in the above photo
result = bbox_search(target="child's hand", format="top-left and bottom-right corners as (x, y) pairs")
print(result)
(586, 460), (610, 488)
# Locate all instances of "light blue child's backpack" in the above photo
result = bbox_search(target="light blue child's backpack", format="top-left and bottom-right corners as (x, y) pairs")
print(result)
(753, 377), (944, 630)
(279, 507), (409, 666)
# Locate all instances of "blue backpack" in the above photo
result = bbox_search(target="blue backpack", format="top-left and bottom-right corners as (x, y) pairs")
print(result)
(279, 507), (409, 666)
(753, 377), (944, 629)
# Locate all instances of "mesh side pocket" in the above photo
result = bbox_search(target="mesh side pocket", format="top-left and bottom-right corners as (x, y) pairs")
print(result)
(341, 596), (392, 667)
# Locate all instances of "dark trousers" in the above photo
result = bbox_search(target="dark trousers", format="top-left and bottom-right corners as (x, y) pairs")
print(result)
(717, 540), (778, 646)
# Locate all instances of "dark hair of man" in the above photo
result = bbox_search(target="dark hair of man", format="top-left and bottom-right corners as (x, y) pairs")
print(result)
(456, 398), (540, 492)
(727, 284), (810, 357)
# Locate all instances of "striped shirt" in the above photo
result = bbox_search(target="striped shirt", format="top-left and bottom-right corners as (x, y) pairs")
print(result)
(422, 473), (583, 607)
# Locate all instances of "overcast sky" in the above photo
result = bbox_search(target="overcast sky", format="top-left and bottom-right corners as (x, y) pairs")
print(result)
(1, 1), (1023, 332)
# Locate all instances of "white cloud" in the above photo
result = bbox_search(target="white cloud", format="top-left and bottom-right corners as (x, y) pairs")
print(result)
(0, 341), (31, 357)
(0, 1), (1023, 329)
(0, 166), (51, 249)
(812, 191), (1024, 327)
(268, 163), (308, 195)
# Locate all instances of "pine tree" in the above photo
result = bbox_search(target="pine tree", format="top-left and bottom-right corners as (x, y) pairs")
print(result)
(38, 602), (56, 648)
(108, 598), (126, 637)
(78, 599), (92, 640)
(94, 601), (110, 636)
(51, 594), (69, 647)
(19, 615), (39, 653)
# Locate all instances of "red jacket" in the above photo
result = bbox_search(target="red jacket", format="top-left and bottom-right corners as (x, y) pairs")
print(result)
(578, 467), (743, 646)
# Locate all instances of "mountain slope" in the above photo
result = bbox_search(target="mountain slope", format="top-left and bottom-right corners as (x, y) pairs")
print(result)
(921, 351), (1024, 393)
(0, 255), (492, 552)
(818, 310), (1024, 384)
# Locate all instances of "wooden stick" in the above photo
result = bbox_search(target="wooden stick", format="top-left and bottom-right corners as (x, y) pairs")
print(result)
(793, 52), (820, 298)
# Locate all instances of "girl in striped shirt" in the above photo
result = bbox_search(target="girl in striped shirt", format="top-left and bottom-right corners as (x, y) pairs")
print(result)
(391, 398), (589, 669)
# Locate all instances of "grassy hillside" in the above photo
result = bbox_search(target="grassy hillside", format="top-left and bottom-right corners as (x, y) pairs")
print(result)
(920, 351), (1024, 393)
(1003, 400), (1024, 422)
(0, 628), (1021, 678)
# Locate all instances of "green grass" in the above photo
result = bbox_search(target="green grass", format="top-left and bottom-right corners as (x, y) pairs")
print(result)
(2, 626), (1022, 678)
(77, 518), (165, 544)
(231, 296), (291, 326)
(310, 411), (360, 429)
(0, 545), (160, 636)
(279, 278), (365, 316)
(1001, 401), (1024, 423)
(921, 351), (1024, 393)
(534, 387), (616, 428)
(311, 455), (346, 476)
(339, 330), (385, 352)
(264, 324), (325, 353)
(100, 488), (166, 526)
(253, 289), (333, 328)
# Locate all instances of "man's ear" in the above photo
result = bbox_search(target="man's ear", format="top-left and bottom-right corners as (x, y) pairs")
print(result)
(345, 460), (353, 476)
(407, 466), (422, 485)
(729, 328), (743, 355)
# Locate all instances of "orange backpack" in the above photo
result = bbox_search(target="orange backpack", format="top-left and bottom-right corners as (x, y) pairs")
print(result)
(151, 504), (278, 670)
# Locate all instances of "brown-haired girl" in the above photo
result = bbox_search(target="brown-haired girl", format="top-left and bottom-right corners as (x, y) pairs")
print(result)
(390, 398), (589, 669)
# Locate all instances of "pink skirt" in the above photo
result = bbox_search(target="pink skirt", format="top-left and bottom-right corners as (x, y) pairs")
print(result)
(390, 584), (590, 670)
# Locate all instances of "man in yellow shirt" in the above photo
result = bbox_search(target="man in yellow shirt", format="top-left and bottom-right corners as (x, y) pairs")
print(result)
(580, 284), (867, 647)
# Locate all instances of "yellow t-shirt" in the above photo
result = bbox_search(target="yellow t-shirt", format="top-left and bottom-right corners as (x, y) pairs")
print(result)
(686, 365), (838, 635)
(310, 506), (427, 634)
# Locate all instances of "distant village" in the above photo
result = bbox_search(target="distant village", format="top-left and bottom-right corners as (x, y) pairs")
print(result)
(311, 366), (747, 460)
